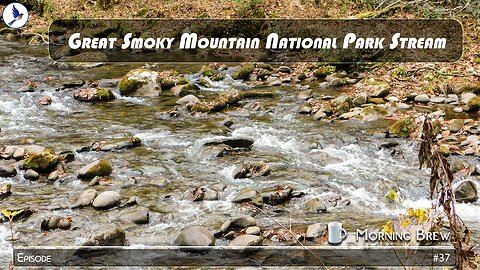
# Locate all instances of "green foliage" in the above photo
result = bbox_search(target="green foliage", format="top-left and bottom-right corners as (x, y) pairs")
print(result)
(391, 67), (408, 78)
(234, 0), (265, 18)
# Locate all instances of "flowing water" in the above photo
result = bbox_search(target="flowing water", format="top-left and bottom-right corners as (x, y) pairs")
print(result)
(0, 38), (479, 266)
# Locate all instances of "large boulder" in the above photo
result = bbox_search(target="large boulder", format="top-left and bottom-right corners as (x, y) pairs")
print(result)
(454, 180), (478, 203)
(77, 160), (112, 180)
(92, 191), (121, 209)
(175, 226), (215, 246)
(23, 150), (59, 172)
(388, 116), (416, 138)
(74, 88), (115, 102)
(356, 76), (390, 98)
(118, 69), (160, 96)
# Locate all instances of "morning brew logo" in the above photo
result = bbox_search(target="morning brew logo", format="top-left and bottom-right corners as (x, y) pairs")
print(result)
(2, 3), (29, 29)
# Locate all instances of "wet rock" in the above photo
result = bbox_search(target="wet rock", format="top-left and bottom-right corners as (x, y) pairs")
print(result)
(175, 226), (215, 246)
(41, 216), (71, 230)
(74, 88), (115, 102)
(13, 147), (26, 160)
(1, 146), (18, 159)
(233, 64), (254, 80)
(232, 188), (264, 207)
(306, 223), (326, 240)
(277, 66), (292, 73)
(388, 116), (416, 138)
(47, 170), (60, 181)
(119, 208), (150, 224)
(71, 189), (97, 209)
(297, 90), (312, 100)
(298, 105), (312, 114)
(92, 191), (121, 209)
(196, 145), (233, 160)
(465, 96), (480, 112)
(24, 145), (46, 156)
(176, 94), (200, 105)
(59, 150), (75, 163)
(314, 66), (335, 78)
(191, 186), (219, 201)
(261, 185), (294, 205)
(0, 184), (12, 200)
(0, 207), (35, 223)
(229, 235), (263, 246)
(203, 137), (254, 149)
(63, 79), (85, 88)
(119, 69), (160, 96)
(0, 164), (16, 177)
(313, 110), (326, 120)
(453, 107), (463, 113)
(449, 119), (464, 133)
(397, 103), (411, 110)
(82, 227), (126, 246)
(24, 169), (39, 180)
(444, 94), (458, 103)
(305, 198), (327, 213)
(414, 94), (430, 103)
(430, 96), (446, 103)
(233, 162), (270, 179)
(23, 149), (59, 172)
(333, 101), (351, 116)
(356, 77), (390, 98)
(268, 80), (282, 86)
(353, 94), (368, 107)
(119, 196), (138, 208)
(77, 160), (112, 179)
(454, 180), (478, 203)
(171, 84), (199, 97)
(245, 226), (261, 235)
(460, 92), (476, 104)
(38, 96), (53, 105)
(232, 216), (256, 228)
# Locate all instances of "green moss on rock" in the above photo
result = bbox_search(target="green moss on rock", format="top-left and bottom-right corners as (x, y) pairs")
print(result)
(362, 105), (388, 115)
(77, 160), (113, 180)
(23, 149), (60, 172)
(118, 69), (151, 95)
(177, 78), (189, 85)
(388, 116), (416, 138)
(233, 64), (254, 80)
(458, 84), (480, 94)
(201, 67), (215, 77)
(189, 90), (275, 113)
(465, 96), (480, 112)
(314, 66), (336, 78)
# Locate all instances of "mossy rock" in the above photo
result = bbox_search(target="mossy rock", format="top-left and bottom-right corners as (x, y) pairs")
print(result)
(465, 96), (480, 112)
(23, 149), (60, 173)
(438, 144), (450, 156)
(77, 160), (113, 180)
(458, 84), (480, 94)
(333, 101), (351, 116)
(177, 78), (189, 85)
(233, 64), (254, 80)
(388, 116), (416, 138)
(362, 105), (389, 115)
(118, 69), (160, 96)
(211, 74), (224, 81)
(314, 66), (336, 78)
(74, 88), (115, 102)
(356, 76), (391, 98)
(201, 67), (215, 77)
(189, 90), (275, 113)
(255, 63), (273, 71)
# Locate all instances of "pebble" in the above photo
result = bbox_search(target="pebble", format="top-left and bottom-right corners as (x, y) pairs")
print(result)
(453, 107), (463, 113)
(268, 80), (282, 86)
(232, 216), (256, 228)
(277, 66), (292, 73)
(92, 191), (121, 209)
(176, 95), (199, 105)
(430, 96), (446, 103)
(306, 223), (326, 240)
(386, 96), (400, 102)
(245, 226), (261, 235)
(397, 103), (411, 110)
(229, 235), (263, 246)
(175, 226), (215, 246)
(71, 189), (97, 209)
(24, 169), (39, 180)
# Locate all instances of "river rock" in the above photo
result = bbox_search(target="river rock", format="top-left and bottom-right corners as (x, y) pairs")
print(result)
(465, 96), (480, 112)
(92, 191), (121, 209)
(23, 150), (59, 172)
(454, 180), (478, 203)
(47, 170), (60, 181)
(41, 216), (71, 230)
(305, 198), (327, 213)
(175, 226), (215, 246)
(388, 116), (416, 138)
(229, 235), (263, 246)
(118, 69), (160, 96)
(233, 162), (270, 179)
(397, 103), (411, 110)
(261, 185), (294, 205)
(414, 94), (430, 103)
(82, 227), (126, 246)
(119, 208), (150, 224)
(13, 147), (26, 160)
(77, 160), (112, 179)
(24, 169), (39, 180)
(449, 119), (464, 133)
(0, 164), (16, 177)
(191, 186), (219, 201)
(0, 184), (12, 200)
(233, 64), (254, 80)
(171, 84), (199, 97)
(356, 76), (390, 98)
(430, 96), (446, 103)
(57, 217), (73, 230)
(305, 223), (326, 240)
(71, 189), (97, 209)
(196, 145), (233, 160)
(245, 226), (261, 235)
(313, 110), (327, 120)
(24, 145), (46, 156)
(176, 95), (200, 105)
(460, 92), (476, 104)
(74, 88), (115, 102)
(277, 66), (292, 73)
(0, 146), (18, 159)
(232, 188), (264, 207)
(232, 216), (256, 228)
(203, 137), (254, 148)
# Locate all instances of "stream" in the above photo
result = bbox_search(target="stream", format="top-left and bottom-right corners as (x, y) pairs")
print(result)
(0, 38), (479, 267)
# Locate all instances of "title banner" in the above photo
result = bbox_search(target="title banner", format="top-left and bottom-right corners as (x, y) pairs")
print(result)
(48, 19), (463, 63)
